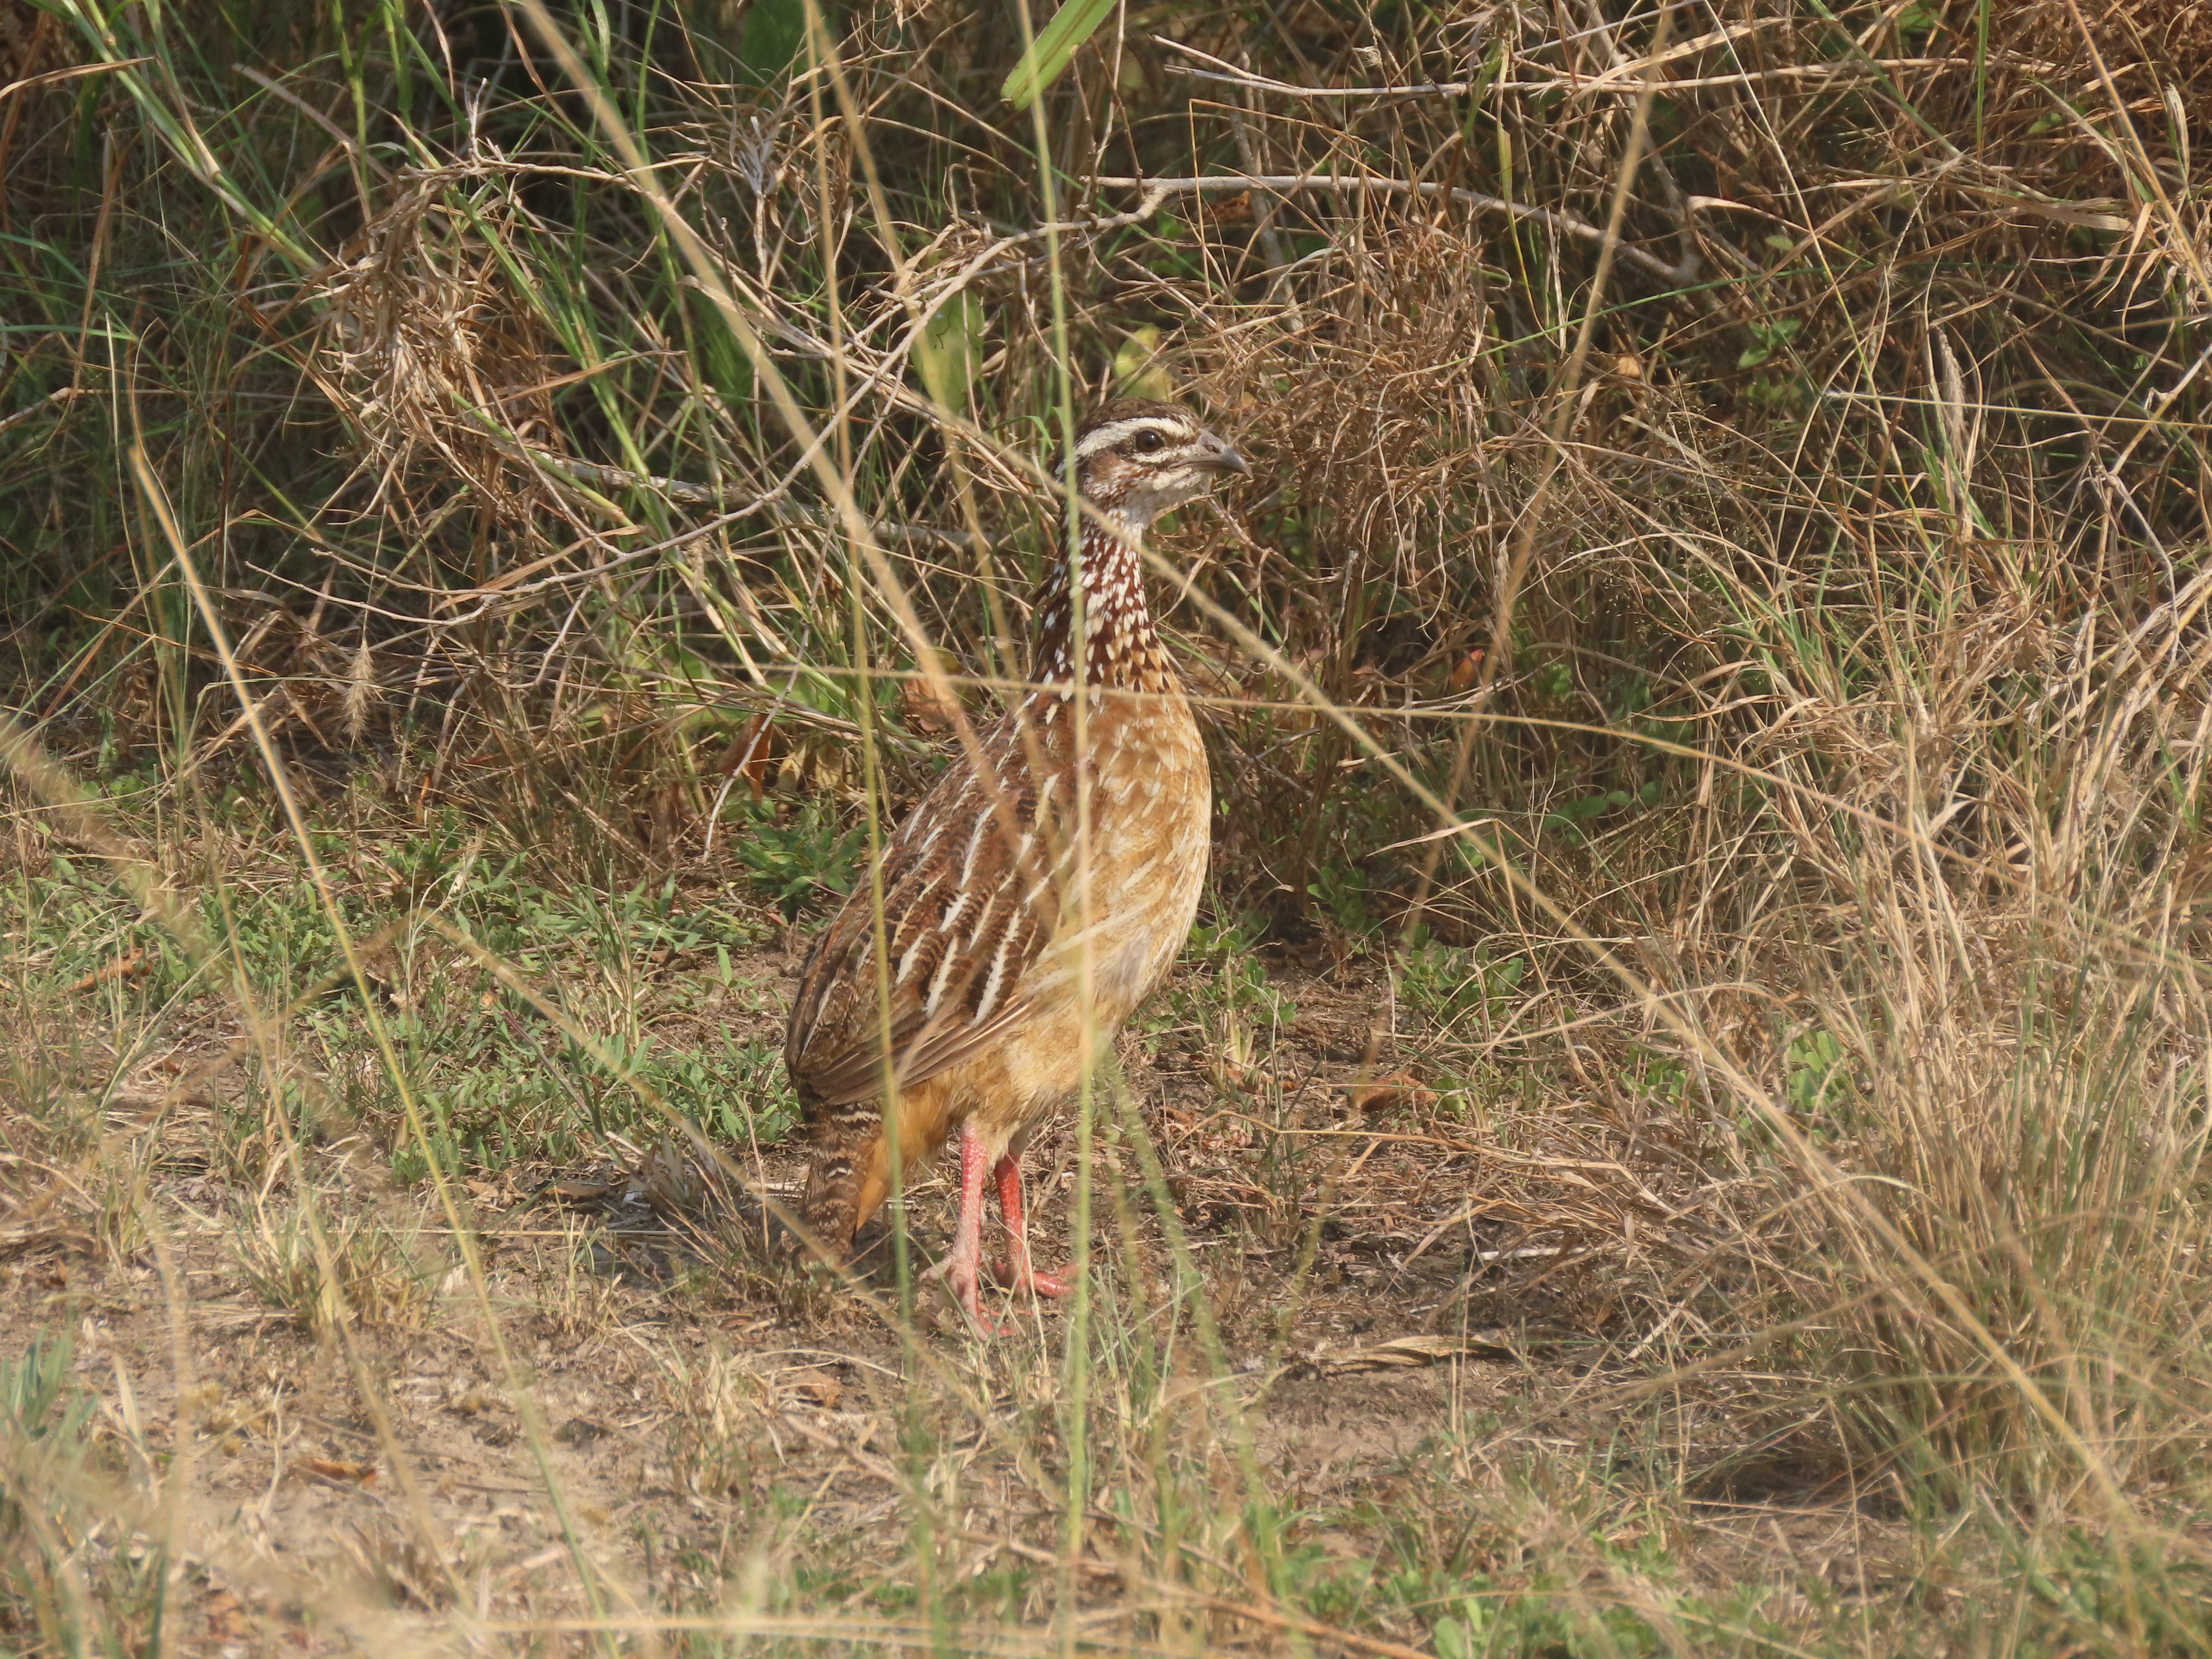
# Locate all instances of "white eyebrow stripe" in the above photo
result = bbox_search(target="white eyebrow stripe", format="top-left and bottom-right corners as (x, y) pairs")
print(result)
(1074, 417), (1189, 460)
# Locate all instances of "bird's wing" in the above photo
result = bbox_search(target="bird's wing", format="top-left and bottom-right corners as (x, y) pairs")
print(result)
(785, 705), (1074, 1109)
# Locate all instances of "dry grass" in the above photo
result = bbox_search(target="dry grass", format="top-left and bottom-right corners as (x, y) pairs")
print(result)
(5, 0), (2212, 1651)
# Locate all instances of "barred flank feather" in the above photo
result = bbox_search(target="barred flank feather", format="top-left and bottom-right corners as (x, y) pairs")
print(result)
(795, 1095), (875, 1250)
(799, 1152), (860, 1249)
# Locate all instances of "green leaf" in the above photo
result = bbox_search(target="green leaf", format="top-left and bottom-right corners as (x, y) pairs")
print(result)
(1001, 0), (1118, 111)
(1112, 324), (1174, 399)
(916, 291), (987, 412)
(1432, 1600), (1492, 1659)
(1737, 315), (1802, 370)
(736, 0), (810, 84)
(1895, 0), (1940, 46)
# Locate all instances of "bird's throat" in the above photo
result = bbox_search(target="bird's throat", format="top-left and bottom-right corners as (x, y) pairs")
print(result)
(1031, 519), (1175, 695)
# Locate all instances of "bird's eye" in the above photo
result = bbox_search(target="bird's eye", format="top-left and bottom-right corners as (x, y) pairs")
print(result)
(1132, 430), (1165, 454)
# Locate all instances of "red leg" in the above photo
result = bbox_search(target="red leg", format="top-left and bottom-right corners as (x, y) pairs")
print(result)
(932, 1121), (998, 1332)
(992, 1152), (1074, 1298)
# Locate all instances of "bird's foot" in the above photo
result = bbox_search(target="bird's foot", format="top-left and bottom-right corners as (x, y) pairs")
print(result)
(927, 1248), (1005, 1334)
(933, 1120), (1008, 1335)
(992, 1260), (1076, 1298)
(951, 1271), (1004, 1335)
(988, 1150), (1072, 1303)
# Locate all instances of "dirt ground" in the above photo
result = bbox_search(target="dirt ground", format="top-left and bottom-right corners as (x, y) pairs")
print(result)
(0, 920), (1919, 1657)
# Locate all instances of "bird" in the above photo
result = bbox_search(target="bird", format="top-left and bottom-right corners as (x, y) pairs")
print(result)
(782, 398), (1248, 1328)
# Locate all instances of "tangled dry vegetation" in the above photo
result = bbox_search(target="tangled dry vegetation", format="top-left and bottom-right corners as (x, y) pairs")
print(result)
(6, 0), (2212, 1652)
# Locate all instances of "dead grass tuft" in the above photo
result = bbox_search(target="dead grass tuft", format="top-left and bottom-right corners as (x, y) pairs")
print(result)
(232, 1201), (435, 1337)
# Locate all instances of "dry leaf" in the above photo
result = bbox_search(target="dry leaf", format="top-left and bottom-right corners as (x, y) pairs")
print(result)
(294, 1455), (377, 1484)
(713, 711), (780, 796)
(1349, 1073), (1435, 1115)
(776, 1366), (844, 1410)
(899, 674), (963, 735)
(546, 1174), (618, 1203)
(203, 1588), (250, 1641)
(67, 949), (147, 995)
(1321, 1332), (1519, 1374)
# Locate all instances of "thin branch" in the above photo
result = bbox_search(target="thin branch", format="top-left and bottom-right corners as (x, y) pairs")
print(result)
(537, 455), (989, 554)
(1090, 172), (1698, 285)
(1150, 23), (1914, 99)
(0, 386), (90, 439)
(1162, 58), (1948, 99)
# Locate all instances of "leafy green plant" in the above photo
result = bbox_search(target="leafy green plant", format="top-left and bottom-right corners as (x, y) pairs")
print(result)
(1171, 950), (1296, 1070)
(1429, 1597), (1490, 1659)
(1305, 857), (1374, 936)
(0, 1331), (93, 1452)
(0, 1330), (128, 1652)
(1621, 1046), (1688, 1108)
(916, 292), (988, 413)
(1785, 1028), (1850, 1116)
(1398, 940), (1524, 1036)
(1737, 315), (1802, 370)
(727, 796), (863, 920)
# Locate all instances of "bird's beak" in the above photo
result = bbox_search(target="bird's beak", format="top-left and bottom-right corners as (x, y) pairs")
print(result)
(1197, 435), (1249, 477)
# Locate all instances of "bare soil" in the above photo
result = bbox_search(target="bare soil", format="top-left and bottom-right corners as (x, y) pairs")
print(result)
(0, 934), (1903, 1656)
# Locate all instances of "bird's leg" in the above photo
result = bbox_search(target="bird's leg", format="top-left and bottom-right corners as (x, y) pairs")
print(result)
(992, 1152), (1075, 1298)
(935, 1120), (998, 1331)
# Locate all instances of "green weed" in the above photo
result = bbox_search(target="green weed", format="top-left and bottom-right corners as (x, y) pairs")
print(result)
(1398, 939), (1525, 1038)
(725, 796), (864, 920)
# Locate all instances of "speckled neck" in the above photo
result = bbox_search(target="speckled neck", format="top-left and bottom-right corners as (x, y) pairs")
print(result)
(1031, 517), (1177, 696)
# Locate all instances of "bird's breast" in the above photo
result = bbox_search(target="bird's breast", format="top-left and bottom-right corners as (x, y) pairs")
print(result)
(1033, 690), (1211, 1023)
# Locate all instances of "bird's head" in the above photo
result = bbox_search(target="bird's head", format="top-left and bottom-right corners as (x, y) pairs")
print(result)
(1067, 399), (1248, 531)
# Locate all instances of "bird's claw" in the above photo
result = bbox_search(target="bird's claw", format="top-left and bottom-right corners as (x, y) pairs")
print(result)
(991, 1262), (1077, 1298)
